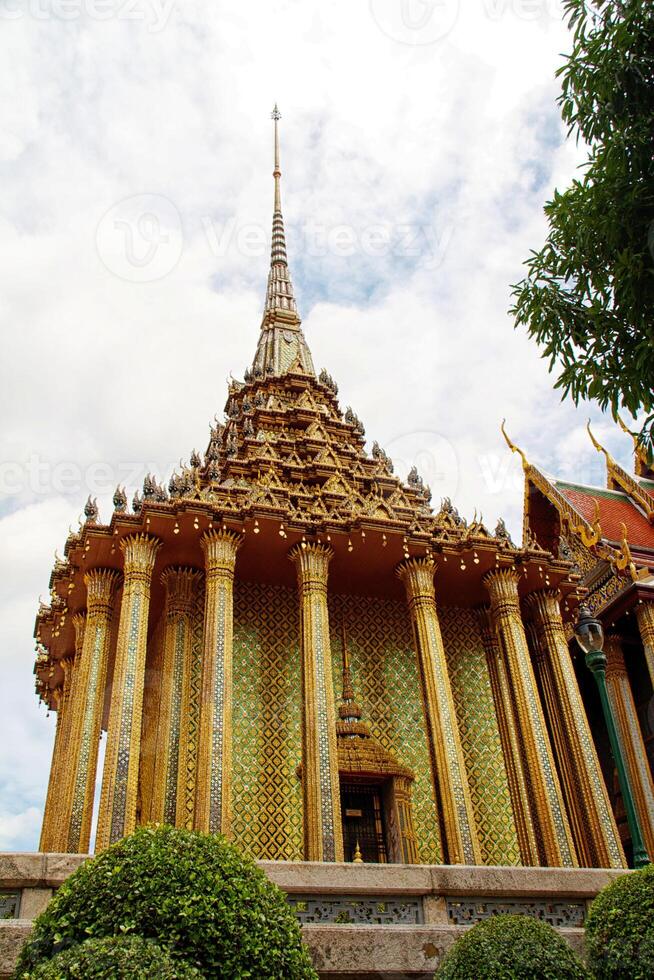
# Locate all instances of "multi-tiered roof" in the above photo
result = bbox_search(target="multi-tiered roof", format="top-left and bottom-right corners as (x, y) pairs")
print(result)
(34, 110), (581, 708)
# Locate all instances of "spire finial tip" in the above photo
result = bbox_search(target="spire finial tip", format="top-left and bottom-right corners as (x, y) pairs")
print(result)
(271, 104), (281, 121)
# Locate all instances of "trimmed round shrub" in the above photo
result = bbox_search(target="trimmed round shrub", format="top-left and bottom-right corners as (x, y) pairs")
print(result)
(585, 864), (654, 979)
(19, 936), (200, 978)
(14, 825), (317, 979)
(435, 913), (587, 979)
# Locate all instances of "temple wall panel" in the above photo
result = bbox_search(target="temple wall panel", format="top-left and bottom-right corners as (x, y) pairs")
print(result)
(102, 589), (122, 732)
(176, 592), (204, 829)
(137, 609), (166, 825)
(328, 592), (442, 864)
(232, 581), (303, 860)
(439, 606), (521, 866)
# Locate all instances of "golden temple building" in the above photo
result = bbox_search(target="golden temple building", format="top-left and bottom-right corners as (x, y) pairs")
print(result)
(33, 109), (653, 872)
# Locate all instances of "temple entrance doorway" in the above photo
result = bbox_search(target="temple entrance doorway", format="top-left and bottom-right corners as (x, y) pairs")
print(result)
(340, 783), (388, 863)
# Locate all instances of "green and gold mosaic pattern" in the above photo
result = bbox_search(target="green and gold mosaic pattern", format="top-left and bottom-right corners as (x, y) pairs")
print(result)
(232, 582), (303, 860)
(328, 592), (442, 864)
(178, 597), (203, 830)
(439, 606), (521, 866)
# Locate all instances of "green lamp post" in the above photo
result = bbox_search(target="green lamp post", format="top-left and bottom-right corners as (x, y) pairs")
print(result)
(574, 605), (650, 869)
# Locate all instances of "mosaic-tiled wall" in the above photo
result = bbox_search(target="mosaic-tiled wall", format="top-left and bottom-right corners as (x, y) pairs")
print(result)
(177, 594), (204, 830)
(439, 606), (521, 865)
(328, 593), (443, 864)
(139, 609), (165, 823)
(232, 581), (303, 859)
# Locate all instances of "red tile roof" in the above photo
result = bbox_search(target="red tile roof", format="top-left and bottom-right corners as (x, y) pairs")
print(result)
(555, 482), (654, 550)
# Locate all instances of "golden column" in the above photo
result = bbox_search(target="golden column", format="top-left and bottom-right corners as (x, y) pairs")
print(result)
(39, 654), (75, 852)
(635, 600), (654, 688)
(483, 569), (576, 867)
(604, 634), (654, 857)
(526, 591), (625, 869)
(477, 606), (540, 866)
(397, 557), (480, 865)
(289, 542), (344, 863)
(96, 535), (161, 851)
(195, 530), (242, 836)
(151, 567), (203, 826)
(62, 572), (120, 853)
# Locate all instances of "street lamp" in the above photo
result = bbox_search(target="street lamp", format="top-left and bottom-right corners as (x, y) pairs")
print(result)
(575, 605), (650, 868)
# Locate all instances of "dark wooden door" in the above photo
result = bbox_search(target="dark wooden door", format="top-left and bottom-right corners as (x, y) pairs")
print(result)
(341, 784), (388, 863)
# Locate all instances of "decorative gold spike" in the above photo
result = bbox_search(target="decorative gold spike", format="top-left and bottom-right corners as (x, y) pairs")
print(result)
(353, 840), (363, 864)
(577, 498), (602, 548)
(501, 420), (528, 470)
(610, 521), (643, 581)
(586, 420), (609, 458)
(617, 412), (652, 476)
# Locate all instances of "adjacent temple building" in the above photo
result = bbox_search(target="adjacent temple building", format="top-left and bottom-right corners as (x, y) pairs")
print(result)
(34, 111), (654, 872)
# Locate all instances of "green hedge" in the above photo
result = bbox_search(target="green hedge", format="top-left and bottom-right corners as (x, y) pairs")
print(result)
(19, 936), (200, 979)
(14, 825), (317, 979)
(435, 913), (587, 979)
(586, 864), (654, 979)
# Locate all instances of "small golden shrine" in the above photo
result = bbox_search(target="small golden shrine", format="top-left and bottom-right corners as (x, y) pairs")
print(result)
(34, 110), (635, 870)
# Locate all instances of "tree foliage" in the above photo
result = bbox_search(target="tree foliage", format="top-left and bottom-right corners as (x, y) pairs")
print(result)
(18, 936), (201, 979)
(511, 0), (654, 455)
(434, 913), (587, 979)
(585, 864), (654, 979)
(14, 825), (317, 980)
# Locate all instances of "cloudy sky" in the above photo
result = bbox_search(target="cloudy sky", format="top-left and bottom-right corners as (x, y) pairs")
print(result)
(0, 0), (641, 851)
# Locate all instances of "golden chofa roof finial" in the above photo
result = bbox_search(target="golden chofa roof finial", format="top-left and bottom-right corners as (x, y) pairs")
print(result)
(617, 413), (653, 478)
(501, 419), (528, 470)
(586, 420), (613, 462)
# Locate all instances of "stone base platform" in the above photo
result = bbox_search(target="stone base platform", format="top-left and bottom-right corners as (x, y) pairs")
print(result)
(0, 855), (625, 978)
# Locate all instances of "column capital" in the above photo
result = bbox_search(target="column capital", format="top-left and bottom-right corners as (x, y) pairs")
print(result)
(524, 588), (563, 618)
(483, 566), (521, 612)
(83, 568), (121, 611)
(201, 529), (242, 578)
(605, 634), (628, 677)
(161, 566), (203, 618)
(524, 591), (567, 654)
(396, 556), (436, 598)
(635, 599), (654, 688)
(289, 541), (333, 588)
(636, 598), (654, 625)
(120, 533), (162, 580)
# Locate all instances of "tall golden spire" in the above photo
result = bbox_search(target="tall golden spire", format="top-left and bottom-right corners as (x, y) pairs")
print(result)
(251, 105), (315, 378)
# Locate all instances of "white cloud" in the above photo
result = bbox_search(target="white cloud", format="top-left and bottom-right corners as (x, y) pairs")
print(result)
(0, 808), (43, 852)
(0, 0), (637, 850)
